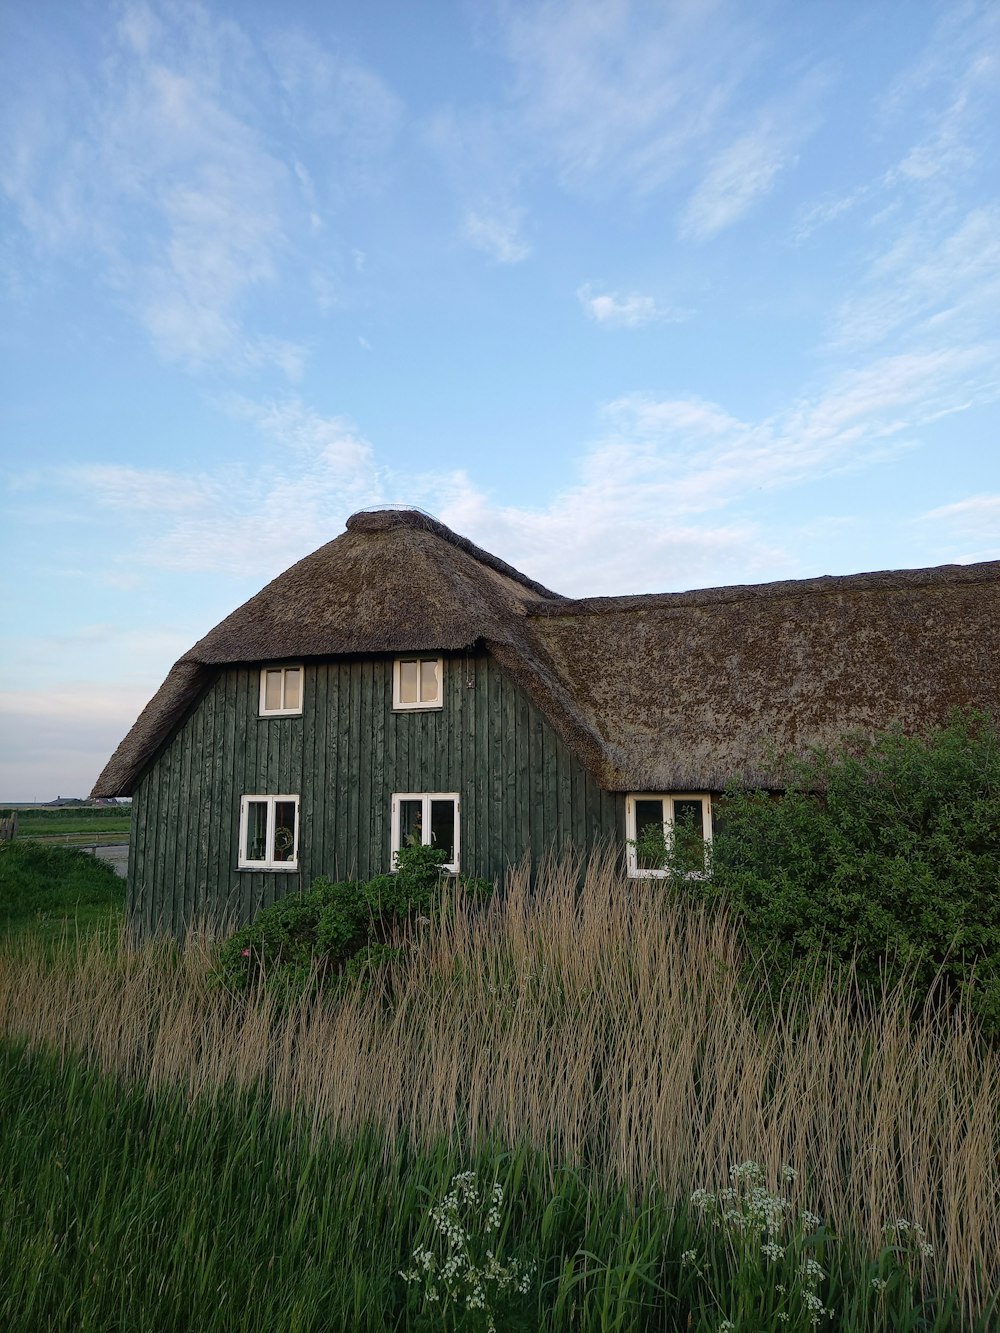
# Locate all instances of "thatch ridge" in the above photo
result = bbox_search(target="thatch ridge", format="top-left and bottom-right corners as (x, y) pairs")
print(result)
(346, 507), (564, 601)
(531, 558), (1000, 617)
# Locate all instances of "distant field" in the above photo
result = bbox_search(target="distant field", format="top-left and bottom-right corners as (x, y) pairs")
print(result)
(2, 807), (131, 843)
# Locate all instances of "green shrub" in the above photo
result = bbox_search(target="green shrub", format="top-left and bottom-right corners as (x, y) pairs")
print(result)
(710, 710), (1000, 1030)
(213, 843), (493, 998)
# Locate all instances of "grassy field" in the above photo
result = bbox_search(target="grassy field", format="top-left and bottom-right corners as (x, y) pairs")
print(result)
(2, 805), (131, 843)
(0, 841), (124, 945)
(0, 855), (995, 1330)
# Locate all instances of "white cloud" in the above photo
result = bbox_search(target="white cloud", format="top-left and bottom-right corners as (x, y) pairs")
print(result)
(70, 465), (220, 512)
(266, 29), (402, 187)
(833, 208), (1000, 352)
(47, 333), (993, 599)
(463, 204), (531, 264)
(0, 1), (400, 374)
(682, 126), (796, 238)
(496, 0), (763, 197)
(920, 494), (1000, 562)
(577, 284), (686, 328)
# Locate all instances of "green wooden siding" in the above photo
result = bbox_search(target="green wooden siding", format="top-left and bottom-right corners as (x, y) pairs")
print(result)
(128, 651), (623, 935)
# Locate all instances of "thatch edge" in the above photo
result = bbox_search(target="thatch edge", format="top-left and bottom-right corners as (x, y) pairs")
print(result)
(91, 661), (215, 799)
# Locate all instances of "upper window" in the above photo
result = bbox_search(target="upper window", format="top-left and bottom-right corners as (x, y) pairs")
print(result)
(259, 665), (303, 716)
(625, 793), (712, 878)
(238, 795), (300, 871)
(393, 657), (443, 710)
(390, 792), (460, 873)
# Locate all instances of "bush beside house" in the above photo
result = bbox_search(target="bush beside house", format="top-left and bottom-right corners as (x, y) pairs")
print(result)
(709, 710), (1000, 1032)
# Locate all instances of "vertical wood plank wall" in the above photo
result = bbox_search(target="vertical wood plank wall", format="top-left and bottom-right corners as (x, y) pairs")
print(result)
(128, 652), (624, 935)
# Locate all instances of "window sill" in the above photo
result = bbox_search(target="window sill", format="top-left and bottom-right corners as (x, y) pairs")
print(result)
(627, 869), (711, 881)
(237, 864), (300, 873)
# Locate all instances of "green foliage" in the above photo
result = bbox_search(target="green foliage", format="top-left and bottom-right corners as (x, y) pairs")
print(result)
(711, 710), (1000, 1031)
(213, 842), (493, 997)
(633, 806), (712, 880)
(0, 840), (124, 944)
(1, 1041), (988, 1332)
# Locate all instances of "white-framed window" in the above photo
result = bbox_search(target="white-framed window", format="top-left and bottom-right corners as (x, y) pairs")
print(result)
(625, 793), (712, 878)
(238, 795), (300, 871)
(392, 657), (443, 710)
(390, 792), (460, 873)
(259, 665), (303, 717)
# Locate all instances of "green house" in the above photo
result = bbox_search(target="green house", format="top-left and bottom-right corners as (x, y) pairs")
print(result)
(93, 508), (1000, 935)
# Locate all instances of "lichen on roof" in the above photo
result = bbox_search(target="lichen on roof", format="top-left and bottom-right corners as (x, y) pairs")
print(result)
(92, 508), (1000, 798)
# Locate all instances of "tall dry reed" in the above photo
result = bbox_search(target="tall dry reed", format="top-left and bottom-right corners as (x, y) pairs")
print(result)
(1, 854), (996, 1314)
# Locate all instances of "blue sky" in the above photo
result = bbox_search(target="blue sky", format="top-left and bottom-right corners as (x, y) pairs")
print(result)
(2, 0), (999, 800)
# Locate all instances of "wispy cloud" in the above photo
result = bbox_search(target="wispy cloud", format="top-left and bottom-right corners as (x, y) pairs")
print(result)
(70, 465), (222, 512)
(495, 0), (763, 197)
(41, 332), (994, 598)
(833, 208), (1000, 351)
(463, 204), (531, 264)
(920, 494), (1000, 562)
(430, 1), (830, 253)
(681, 124), (799, 239)
(577, 284), (686, 328)
(0, 1), (400, 373)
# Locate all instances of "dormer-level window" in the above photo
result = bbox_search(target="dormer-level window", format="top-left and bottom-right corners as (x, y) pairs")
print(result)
(393, 657), (443, 710)
(259, 665), (303, 716)
(625, 793), (712, 878)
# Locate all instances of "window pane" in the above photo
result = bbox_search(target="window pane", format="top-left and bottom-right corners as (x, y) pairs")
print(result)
(273, 801), (297, 863)
(399, 798), (423, 848)
(635, 798), (665, 870)
(419, 659), (440, 703)
(672, 799), (706, 873)
(430, 799), (455, 863)
(283, 669), (301, 711)
(246, 801), (269, 861)
(399, 661), (418, 704)
(264, 670), (283, 711)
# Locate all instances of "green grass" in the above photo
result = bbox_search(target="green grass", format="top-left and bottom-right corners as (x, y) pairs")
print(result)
(0, 1040), (984, 1333)
(2, 806), (131, 840)
(12, 819), (130, 840)
(0, 841), (124, 945)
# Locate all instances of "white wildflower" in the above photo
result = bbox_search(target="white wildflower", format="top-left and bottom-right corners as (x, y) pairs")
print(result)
(801, 1257), (825, 1284)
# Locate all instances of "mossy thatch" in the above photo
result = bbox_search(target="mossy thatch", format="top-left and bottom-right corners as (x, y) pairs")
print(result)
(93, 508), (1000, 797)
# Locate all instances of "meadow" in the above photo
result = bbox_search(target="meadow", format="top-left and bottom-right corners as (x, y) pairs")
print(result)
(1, 804), (132, 844)
(0, 852), (996, 1330)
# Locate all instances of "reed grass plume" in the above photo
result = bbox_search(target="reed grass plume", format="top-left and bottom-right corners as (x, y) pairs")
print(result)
(1, 853), (996, 1315)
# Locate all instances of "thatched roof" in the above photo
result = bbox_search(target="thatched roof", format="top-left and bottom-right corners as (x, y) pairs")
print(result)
(93, 508), (1000, 797)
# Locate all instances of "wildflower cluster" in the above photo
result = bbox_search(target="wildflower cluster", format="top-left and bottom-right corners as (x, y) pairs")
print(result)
(687, 1161), (834, 1329)
(884, 1217), (934, 1260)
(400, 1170), (534, 1332)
